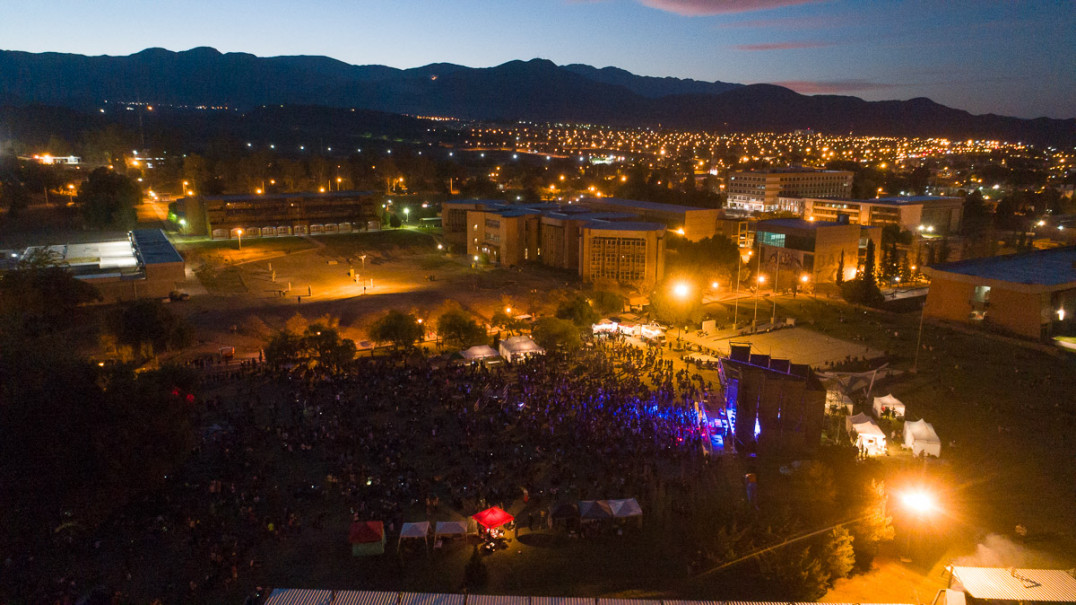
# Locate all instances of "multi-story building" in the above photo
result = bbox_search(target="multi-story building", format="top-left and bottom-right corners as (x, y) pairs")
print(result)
(579, 222), (666, 287)
(923, 246), (1076, 341)
(801, 196), (963, 234)
(754, 217), (882, 287)
(576, 197), (721, 241)
(727, 169), (854, 213)
(170, 191), (380, 238)
(442, 199), (666, 289)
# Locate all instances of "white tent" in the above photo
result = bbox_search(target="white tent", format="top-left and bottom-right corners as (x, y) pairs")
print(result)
(607, 498), (643, 518)
(873, 393), (906, 418)
(499, 335), (545, 363)
(434, 520), (470, 538)
(847, 413), (887, 455)
(845, 412), (873, 434)
(398, 521), (430, 548)
(903, 419), (941, 457)
(461, 345), (499, 361)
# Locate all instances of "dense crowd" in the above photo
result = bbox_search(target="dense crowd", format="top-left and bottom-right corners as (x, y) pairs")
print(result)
(16, 337), (717, 605)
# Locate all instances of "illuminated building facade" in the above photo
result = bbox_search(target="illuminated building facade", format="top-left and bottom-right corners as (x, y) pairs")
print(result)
(169, 191), (380, 237)
(727, 169), (853, 213)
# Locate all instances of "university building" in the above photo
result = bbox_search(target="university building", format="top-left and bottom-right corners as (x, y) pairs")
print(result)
(923, 246), (1076, 341)
(801, 195), (963, 234)
(442, 199), (666, 289)
(754, 217), (882, 287)
(727, 168), (854, 213)
(169, 191), (380, 238)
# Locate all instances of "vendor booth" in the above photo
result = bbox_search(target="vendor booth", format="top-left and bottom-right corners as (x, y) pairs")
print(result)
(461, 345), (500, 363)
(579, 500), (614, 521)
(847, 413), (887, 456)
(903, 418), (941, 457)
(499, 336), (545, 363)
(873, 393), (906, 418)
(607, 498), (643, 519)
(348, 521), (385, 556)
(398, 521), (430, 549)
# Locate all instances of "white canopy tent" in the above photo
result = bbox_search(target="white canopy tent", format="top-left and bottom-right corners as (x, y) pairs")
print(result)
(873, 394), (906, 418)
(398, 521), (430, 548)
(903, 419), (941, 457)
(461, 345), (499, 362)
(845, 412), (872, 434)
(434, 520), (470, 538)
(848, 413), (887, 455)
(607, 498), (643, 519)
(499, 336), (545, 363)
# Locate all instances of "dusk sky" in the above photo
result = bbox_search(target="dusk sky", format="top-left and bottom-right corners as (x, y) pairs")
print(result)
(3, 0), (1073, 119)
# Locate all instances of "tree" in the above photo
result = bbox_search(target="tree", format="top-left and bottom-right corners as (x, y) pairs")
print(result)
(370, 310), (423, 350)
(490, 310), (524, 335)
(265, 330), (303, 367)
(648, 282), (703, 326)
(0, 256), (101, 334)
(590, 290), (625, 316)
(531, 317), (581, 351)
(820, 527), (856, 585)
(555, 294), (599, 327)
(76, 167), (140, 229)
(107, 299), (193, 359)
(436, 309), (486, 349)
(862, 238), (878, 289)
(836, 251), (845, 285)
(302, 324), (357, 371)
(961, 189), (992, 237)
(850, 479), (895, 570)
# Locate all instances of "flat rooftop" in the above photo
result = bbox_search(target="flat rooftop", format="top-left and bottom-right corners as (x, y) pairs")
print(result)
(131, 229), (184, 265)
(811, 196), (961, 205)
(23, 240), (139, 276)
(579, 196), (705, 214)
(193, 190), (377, 202)
(583, 220), (666, 232)
(927, 246), (1076, 287)
(757, 218), (847, 230)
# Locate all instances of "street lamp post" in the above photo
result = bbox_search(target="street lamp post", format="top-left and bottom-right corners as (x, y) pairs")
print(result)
(236, 228), (243, 250)
(672, 281), (691, 344)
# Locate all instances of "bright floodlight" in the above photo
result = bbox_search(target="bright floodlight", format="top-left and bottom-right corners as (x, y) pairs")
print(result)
(757, 275), (766, 284)
(900, 489), (936, 515)
(800, 274), (810, 283)
(672, 282), (691, 299)
(711, 281), (719, 289)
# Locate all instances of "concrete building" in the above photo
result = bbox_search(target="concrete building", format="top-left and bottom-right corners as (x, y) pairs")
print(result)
(170, 191), (380, 238)
(577, 197), (721, 241)
(442, 199), (667, 289)
(754, 217), (882, 287)
(579, 222), (666, 288)
(923, 246), (1076, 341)
(801, 196), (963, 234)
(718, 343), (825, 456)
(727, 168), (853, 213)
(19, 229), (186, 302)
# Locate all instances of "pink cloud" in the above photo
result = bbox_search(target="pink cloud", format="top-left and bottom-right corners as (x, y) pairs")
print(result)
(638, 0), (828, 16)
(734, 41), (834, 50)
(772, 79), (900, 93)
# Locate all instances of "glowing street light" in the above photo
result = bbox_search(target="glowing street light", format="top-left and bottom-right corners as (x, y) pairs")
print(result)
(672, 281), (691, 299)
(403, 207), (410, 223)
(236, 228), (244, 250)
(800, 273), (810, 283)
(900, 488), (937, 517)
(710, 281), (719, 290)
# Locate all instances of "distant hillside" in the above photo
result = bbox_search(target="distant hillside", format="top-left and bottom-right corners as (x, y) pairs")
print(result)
(0, 48), (1072, 145)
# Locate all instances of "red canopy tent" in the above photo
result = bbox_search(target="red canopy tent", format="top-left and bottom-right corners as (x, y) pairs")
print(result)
(348, 521), (385, 556)
(472, 506), (514, 529)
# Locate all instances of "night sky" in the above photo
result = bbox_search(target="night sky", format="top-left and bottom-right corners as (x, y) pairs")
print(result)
(3, 0), (1073, 119)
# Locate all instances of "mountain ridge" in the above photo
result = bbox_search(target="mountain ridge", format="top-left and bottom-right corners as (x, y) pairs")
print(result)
(0, 47), (1072, 145)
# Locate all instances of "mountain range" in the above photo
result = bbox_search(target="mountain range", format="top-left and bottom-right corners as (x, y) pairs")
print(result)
(0, 47), (1072, 145)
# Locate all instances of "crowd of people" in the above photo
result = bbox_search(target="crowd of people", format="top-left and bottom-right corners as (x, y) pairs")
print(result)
(15, 336), (719, 605)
